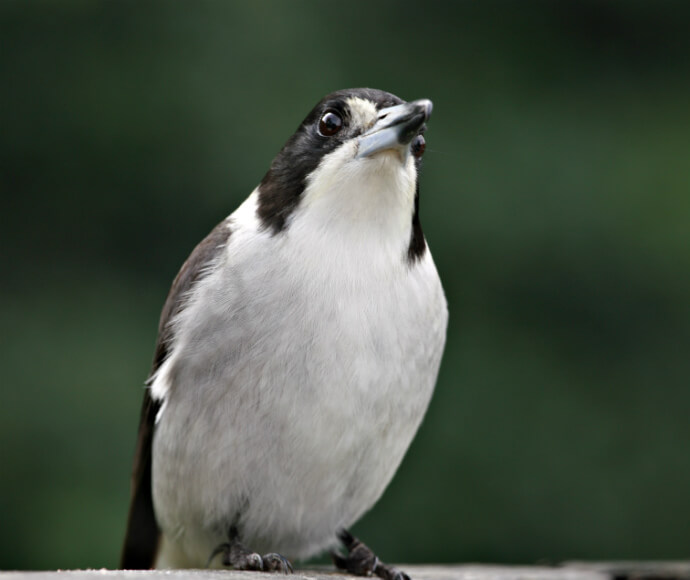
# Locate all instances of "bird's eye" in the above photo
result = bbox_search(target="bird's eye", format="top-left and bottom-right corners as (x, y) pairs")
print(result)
(318, 110), (343, 137)
(411, 134), (426, 158)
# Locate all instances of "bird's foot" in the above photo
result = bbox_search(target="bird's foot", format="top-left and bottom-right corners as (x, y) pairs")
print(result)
(331, 529), (410, 580)
(262, 553), (294, 573)
(208, 527), (293, 573)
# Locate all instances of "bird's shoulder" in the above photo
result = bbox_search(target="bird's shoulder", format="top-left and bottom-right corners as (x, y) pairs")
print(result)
(149, 218), (232, 379)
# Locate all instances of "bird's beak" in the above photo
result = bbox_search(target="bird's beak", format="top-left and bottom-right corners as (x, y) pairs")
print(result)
(356, 99), (433, 159)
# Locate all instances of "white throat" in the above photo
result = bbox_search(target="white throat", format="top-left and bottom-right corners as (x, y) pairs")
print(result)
(292, 140), (418, 262)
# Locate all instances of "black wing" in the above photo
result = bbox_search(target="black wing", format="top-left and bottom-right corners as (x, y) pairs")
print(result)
(120, 220), (232, 569)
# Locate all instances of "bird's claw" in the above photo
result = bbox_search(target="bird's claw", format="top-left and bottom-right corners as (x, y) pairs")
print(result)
(263, 552), (294, 574)
(332, 529), (411, 580)
(209, 533), (293, 573)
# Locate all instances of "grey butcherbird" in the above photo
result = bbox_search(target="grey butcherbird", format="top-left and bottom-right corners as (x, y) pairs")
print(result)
(121, 88), (447, 580)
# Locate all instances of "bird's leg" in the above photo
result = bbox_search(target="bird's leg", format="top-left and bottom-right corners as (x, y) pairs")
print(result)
(208, 526), (293, 574)
(331, 529), (410, 580)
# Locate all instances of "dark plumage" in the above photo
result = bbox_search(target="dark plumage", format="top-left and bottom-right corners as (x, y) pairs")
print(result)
(121, 220), (231, 568)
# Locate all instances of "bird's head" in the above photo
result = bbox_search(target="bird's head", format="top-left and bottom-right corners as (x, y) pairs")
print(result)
(257, 88), (432, 260)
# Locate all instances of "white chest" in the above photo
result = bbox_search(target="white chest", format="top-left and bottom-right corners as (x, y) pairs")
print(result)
(150, 193), (447, 565)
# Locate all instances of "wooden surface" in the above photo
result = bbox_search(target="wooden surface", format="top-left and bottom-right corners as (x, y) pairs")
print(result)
(2, 563), (690, 580)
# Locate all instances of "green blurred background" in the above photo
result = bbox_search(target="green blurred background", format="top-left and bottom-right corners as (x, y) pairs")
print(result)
(1, 0), (689, 571)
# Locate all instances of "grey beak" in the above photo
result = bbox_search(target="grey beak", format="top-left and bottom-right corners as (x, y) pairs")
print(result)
(356, 99), (433, 159)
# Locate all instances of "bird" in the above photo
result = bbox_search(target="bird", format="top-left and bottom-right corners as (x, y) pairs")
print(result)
(120, 88), (448, 580)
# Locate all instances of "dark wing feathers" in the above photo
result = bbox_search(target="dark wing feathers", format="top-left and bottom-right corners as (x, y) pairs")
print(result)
(120, 392), (161, 569)
(120, 220), (232, 569)
(151, 220), (233, 376)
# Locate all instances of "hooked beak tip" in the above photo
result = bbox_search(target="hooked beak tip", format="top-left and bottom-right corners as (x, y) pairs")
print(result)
(356, 98), (433, 160)
(415, 99), (433, 122)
